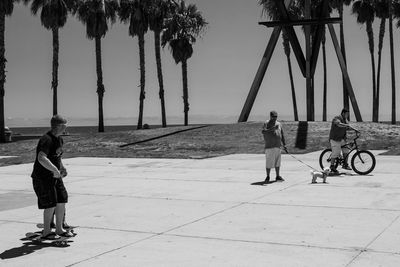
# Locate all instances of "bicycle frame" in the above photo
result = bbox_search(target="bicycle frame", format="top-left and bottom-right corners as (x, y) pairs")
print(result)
(337, 131), (361, 165)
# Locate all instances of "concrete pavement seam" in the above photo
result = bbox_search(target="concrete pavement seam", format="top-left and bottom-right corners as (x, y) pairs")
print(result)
(345, 213), (400, 267)
(65, 233), (162, 267)
(247, 202), (400, 212)
(163, 233), (367, 253)
(64, 193), (261, 266)
(64, 202), (246, 266)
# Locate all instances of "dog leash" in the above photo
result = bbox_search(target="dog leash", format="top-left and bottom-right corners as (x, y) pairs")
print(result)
(284, 149), (320, 172)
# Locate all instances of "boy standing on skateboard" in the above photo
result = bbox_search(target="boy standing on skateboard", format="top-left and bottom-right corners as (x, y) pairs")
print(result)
(31, 115), (72, 239)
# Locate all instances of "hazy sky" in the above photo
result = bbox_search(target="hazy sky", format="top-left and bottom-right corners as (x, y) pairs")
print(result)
(4, 0), (400, 126)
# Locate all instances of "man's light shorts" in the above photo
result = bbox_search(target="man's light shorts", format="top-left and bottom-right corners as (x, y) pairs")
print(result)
(265, 147), (281, 168)
(330, 139), (350, 158)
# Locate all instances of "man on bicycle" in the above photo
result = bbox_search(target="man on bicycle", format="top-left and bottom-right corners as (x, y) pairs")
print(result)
(329, 108), (352, 174)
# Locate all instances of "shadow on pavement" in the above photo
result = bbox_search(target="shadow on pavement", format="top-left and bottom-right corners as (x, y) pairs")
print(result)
(0, 234), (71, 260)
(251, 180), (277, 186)
(0, 242), (47, 259)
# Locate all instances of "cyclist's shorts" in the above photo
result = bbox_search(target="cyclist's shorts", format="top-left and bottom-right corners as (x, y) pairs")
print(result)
(330, 139), (349, 158)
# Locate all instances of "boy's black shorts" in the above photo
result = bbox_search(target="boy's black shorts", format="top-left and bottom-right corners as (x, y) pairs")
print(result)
(32, 177), (68, 209)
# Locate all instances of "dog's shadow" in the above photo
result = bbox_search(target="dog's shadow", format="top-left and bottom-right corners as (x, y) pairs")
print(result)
(251, 180), (277, 186)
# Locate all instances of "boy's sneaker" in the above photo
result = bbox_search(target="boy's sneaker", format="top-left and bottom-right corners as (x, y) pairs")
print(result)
(342, 164), (352, 170)
(264, 176), (270, 184)
(276, 176), (285, 182)
(330, 169), (339, 175)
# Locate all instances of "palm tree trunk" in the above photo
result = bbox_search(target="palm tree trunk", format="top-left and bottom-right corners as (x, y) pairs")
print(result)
(376, 18), (386, 123)
(52, 27), (59, 116)
(322, 30), (327, 122)
(339, 6), (349, 117)
(389, 2), (396, 124)
(366, 22), (377, 122)
(95, 36), (105, 133)
(282, 31), (298, 121)
(137, 33), (145, 130)
(305, 0), (313, 121)
(154, 30), (166, 127)
(182, 59), (189, 126)
(0, 11), (5, 143)
(286, 56), (298, 121)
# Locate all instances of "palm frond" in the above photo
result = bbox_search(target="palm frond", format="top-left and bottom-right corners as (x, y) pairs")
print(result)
(76, 0), (117, 39)
(352, 0), (375, 24)
(119, 0), (133, 22)
(26, 0), (77, 29)
(30, 0), (43, 15)
(1, 0), (18, 15)
(375, 0), (389, 19)
(162, 0), (206, 62)
(119, 0), (149, 37)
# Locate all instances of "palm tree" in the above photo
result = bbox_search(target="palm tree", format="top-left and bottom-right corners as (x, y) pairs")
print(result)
(259, 0), (299, 121)
(26, 0), (78, 116)
(374, 0), (389, 122)
(148, 0), (176, 128)
(0, 0), (21, 143)
(162, 0), (207, 126)
(352, 0), (376, 122)
(391, 0), (400, 124)
(76, 0), (118, 132)
(119, 0), (149, 130)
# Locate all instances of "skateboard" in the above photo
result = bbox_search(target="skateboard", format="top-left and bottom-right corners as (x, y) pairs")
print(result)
(24, 231), (73, 247)
(36, 223), (77, 234)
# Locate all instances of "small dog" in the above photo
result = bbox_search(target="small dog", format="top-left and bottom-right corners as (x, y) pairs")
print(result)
(310, 167), (330, 184)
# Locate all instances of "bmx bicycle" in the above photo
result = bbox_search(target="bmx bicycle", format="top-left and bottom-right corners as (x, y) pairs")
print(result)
(319, 129), (376, 175)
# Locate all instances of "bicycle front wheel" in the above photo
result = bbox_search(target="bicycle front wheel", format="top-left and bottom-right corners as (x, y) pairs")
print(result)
(319, 149), (337, 170)
(351, 150), (376, 175)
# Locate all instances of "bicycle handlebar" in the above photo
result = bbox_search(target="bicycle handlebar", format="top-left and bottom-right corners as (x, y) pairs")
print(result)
(349, 127), (361, 141)
(347, 125), (360, 133)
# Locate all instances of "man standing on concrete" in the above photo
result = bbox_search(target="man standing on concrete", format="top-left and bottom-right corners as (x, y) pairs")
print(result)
(31, 115), (72, 239)
(262, 110), (287, 183)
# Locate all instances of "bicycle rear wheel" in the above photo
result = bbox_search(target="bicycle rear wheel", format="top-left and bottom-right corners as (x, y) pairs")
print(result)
(351, 150), (376, 175)
(319, 149), (337, 170)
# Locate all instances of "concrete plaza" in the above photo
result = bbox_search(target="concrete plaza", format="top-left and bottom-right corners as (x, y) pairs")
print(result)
(0, 151), (400, 266)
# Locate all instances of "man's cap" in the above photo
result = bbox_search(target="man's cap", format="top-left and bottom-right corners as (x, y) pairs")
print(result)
(270, 110), (278, 117)
(51, 114), (67, 126)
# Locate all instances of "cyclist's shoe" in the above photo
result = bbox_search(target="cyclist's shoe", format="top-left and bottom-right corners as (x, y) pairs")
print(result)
(329, 168), (339, 175)
(342, 164), (352, 170)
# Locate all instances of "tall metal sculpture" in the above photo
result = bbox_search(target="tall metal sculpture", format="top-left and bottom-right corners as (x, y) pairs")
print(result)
(238, 0), (362, 122)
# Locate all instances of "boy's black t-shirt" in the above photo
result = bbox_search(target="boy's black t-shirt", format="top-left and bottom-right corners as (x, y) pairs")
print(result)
(31, 131), (63, 179)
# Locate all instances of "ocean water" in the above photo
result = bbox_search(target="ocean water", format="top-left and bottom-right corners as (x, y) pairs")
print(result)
(5, 115), (270, 128)
(6, 113), (397, 129)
